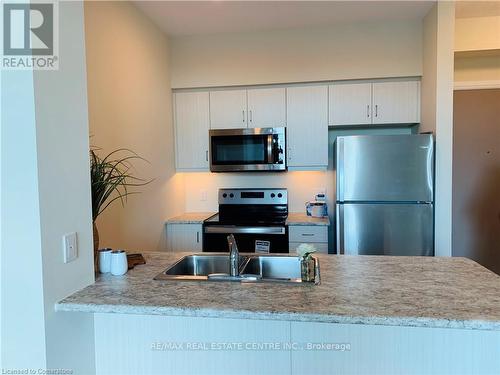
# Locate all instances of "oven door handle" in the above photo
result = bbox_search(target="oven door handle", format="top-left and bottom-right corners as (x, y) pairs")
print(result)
(204, 226), (286, 235)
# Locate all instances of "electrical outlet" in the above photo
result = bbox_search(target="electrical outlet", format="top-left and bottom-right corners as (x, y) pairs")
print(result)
(200, 190), (208, 201)
(63, 232), (78, 263)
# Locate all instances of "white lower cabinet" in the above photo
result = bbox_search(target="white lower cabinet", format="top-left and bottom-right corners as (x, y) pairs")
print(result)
(167, 223), (202, 252)
(95, 314), (291, 375)
(95, 314), (500, 375)
(289, 225), (329, 254)
(290, 321), (500, 375)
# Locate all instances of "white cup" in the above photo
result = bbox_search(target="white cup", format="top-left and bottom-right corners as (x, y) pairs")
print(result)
(98, 248), (113, 273)
(110, 250), (128, 276)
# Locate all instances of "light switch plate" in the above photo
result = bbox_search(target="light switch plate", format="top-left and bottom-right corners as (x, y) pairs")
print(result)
(63, 232), (78, 263)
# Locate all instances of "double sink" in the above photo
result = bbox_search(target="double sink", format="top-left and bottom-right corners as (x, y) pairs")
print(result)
(154, 253), (320, 284)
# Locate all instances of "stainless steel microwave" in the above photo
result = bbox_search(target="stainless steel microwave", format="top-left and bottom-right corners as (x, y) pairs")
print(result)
(209, 127), (286, 172)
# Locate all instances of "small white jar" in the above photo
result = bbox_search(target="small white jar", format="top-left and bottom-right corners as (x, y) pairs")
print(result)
(98, 248), (113, 273)
(110, 250), (128, 276)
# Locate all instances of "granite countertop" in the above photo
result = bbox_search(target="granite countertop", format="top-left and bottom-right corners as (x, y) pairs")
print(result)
(286, 212), (330, 226)
(166, 212), (216, 224)
(56, 252), (500, 330)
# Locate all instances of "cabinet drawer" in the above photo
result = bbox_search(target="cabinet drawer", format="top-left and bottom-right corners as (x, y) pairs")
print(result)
(289, 225), (328, 243)
(289, 242), (329, 254)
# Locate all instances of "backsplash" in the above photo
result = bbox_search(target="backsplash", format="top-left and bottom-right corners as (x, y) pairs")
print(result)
(183, 170), (335, 214)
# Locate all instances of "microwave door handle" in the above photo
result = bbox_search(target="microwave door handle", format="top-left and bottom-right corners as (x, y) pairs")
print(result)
(267, 134), (273, 163)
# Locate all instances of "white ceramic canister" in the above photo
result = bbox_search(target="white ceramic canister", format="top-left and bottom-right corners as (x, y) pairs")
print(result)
(110, 250), (128, 276)
(98, 248), (113, 273)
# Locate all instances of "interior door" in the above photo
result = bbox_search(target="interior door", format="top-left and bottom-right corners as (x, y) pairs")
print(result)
(372, 81), (420, 124)
(336, 203), (433, 256)
(247, 87), (286, 128)
(329, 82), (372, 126)
(209, 89), (247, 129)
(286, 85), (328, 168)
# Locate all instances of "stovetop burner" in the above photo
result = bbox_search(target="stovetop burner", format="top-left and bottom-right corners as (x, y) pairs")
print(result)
(204, 188), (288, 227)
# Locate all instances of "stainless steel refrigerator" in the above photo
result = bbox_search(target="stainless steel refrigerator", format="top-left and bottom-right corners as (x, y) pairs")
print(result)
(336, 134), (434, 256)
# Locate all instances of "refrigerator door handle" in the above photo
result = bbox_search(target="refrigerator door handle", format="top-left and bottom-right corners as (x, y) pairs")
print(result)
(336, 204), (345, 254)
(337, 137), (344, 202)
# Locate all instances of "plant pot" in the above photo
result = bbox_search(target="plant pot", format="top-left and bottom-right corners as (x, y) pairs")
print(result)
(93, 221), (99, 273)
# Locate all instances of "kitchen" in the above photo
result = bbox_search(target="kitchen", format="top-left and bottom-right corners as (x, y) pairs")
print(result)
(2, 1), (500, 375)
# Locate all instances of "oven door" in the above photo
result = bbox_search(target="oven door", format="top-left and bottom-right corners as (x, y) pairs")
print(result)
(203, 225), (289, 253)
(209, 127), (286, 172)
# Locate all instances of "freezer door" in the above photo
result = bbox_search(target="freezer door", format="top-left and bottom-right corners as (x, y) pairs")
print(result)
(336, 203), (434, 256)
(336, 135), (434, 202)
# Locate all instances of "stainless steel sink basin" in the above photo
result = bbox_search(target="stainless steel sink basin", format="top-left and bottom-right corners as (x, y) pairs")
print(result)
(156, 254), (248, 281)
(154, 253), (320, 284)
(241, 256), (302, 281)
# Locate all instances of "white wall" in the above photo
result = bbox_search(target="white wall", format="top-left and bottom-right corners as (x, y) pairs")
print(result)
(454, 15), (500, 84)
(455, 16), (500, 52)
(421, 3), (456, 257)
(1, 2), (95, 373)
(421, 5), (438, 135)
(1, 54), (48, 371)
(170, 20), (423, 88)
(85, 1), (185, 251)
(33, 2), (96, 372)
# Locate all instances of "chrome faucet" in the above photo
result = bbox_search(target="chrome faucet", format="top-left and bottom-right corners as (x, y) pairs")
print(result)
(227, 234), (239, 277)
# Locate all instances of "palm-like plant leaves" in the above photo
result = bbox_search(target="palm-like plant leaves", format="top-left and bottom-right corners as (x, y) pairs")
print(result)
(90, 147), (152, 221)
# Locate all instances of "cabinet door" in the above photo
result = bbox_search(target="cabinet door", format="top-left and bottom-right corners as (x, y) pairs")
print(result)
(289, 242), (328, 254)
(286, 85), (328, 168)
(174, 92), (210, 170)
(329, 82), (372, 126)
(372, 81), (420, 124)
(247, 87), (286, 128)
(209, 89), (247, 129)
(167, 223), (202, 252)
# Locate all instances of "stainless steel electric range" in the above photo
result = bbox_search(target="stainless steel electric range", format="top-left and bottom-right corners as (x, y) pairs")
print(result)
(203, 188), (289, 253)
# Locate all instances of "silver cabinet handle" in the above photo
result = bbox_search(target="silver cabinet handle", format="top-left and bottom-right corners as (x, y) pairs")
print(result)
(242, 110), (245, 123)
(367, 105), (370, 118)
(249, 110), (252, 122)
(301, 233), (315, 237)
(375, 105), (378, 117)
(205, 150), (208, 161)
(196, 231), (200, 243)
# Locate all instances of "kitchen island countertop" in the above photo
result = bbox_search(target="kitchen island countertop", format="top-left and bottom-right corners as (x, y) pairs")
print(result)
(56, 252), (500, 330)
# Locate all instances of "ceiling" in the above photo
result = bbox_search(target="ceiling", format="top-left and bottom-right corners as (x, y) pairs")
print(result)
(134, 1), (435, 37)
(455, 1), (500, 18)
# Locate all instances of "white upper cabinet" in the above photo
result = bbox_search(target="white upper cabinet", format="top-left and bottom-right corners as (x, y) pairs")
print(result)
(328, 80), (420, 126)
(247, 87), (286, 128)
(174, 91), (210, 170)
(329, 82), (372, 126)
(372, 81), (421, 124)
(209, 89), (247, 129)
(286, 85), (328, 169)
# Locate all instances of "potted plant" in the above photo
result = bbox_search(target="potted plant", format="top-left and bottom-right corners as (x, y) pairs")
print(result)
(90, 147), (151, 272)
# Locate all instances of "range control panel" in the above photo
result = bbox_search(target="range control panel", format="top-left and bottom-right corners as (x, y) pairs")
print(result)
(218, 188), (287, 205)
